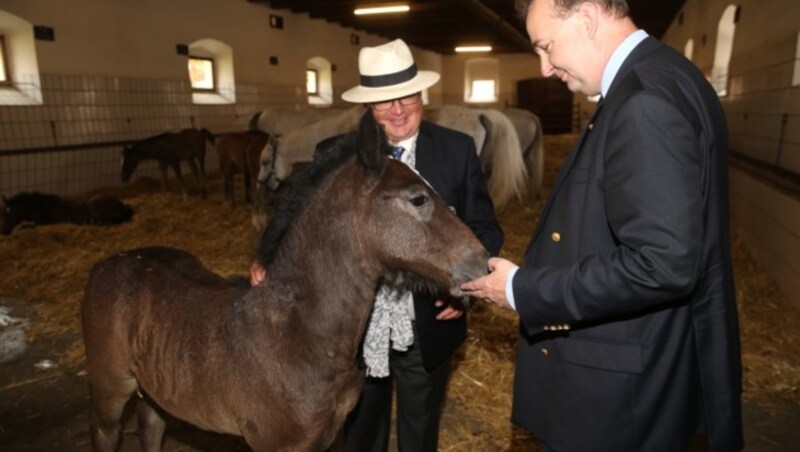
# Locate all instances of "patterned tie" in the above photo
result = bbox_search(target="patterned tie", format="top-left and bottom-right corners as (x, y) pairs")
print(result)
(390, 145), (405, 160)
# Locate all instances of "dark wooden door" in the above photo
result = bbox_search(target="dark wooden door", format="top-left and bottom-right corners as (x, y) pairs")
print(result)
(517, 78), (574, 134)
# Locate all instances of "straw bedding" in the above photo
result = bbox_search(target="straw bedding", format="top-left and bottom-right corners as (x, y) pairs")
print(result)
(0, 134), (796, 450)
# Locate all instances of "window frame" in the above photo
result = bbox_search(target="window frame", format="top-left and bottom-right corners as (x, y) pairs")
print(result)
(188, 55), (216, 92)
(0, 35), (11, 85)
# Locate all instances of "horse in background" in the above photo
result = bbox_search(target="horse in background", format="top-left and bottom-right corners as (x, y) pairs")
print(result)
(248, 106), (346, 136)
(1, 192), (133, 235)
(215, 130), (276, 207)
(255, 106), (363, 193)
(425, 105), (527, 209)
(501, 108), (544, 198)
(121, 128), (214, 198)
(252, 104), (529, 210)
(81, 110), (488, 451)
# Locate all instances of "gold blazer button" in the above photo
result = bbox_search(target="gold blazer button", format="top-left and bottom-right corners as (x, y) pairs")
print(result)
(551, 232), (561, 242)
(541, 348), (549, 357)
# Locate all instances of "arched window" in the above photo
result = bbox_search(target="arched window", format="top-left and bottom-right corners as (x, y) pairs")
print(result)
(711, 4), (739, 96)
(684, 38), (694, 61)
(464, 58), (498, 104)
(0, 9), (43, 105)
(306, 57), (332, 106)
(793, 31), (800, 87)
(188, 39), (235, 104)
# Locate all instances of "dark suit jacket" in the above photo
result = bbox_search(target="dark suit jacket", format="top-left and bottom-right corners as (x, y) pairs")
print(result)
(317, 120), (503, 371)
(510, 37), (743, 451)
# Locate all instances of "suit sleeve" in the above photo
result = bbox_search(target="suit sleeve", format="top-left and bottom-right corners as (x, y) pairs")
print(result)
(513, 93), (703, 329)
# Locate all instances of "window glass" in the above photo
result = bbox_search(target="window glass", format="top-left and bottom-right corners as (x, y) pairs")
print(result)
(469, 80), (496, 102)
(306, 69), (318, 94)
(188, 56), (215, 90)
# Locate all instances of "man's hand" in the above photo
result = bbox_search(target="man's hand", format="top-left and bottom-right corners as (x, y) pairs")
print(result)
(250, 260), (267, 286)
(461, 257), (517, 310)
(435, 297), (466, 320)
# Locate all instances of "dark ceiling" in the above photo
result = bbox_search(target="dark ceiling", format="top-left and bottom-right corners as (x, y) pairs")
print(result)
(250, 0), (686, 55)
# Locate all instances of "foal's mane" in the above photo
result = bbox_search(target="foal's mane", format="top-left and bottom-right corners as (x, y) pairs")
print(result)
(254, 112), (391, 267)
(252, 133), (357, 267)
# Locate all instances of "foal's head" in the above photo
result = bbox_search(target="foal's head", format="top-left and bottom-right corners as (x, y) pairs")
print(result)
(255, 111), (487, 297)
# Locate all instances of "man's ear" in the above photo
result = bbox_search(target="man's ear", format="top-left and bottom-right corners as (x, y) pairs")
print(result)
(576, 1), (600, 40)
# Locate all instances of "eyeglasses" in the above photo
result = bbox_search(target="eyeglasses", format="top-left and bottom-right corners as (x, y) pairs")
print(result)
(370, 94), (421, 112)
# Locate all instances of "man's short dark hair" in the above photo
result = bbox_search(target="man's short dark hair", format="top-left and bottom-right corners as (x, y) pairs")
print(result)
(515, 0), (629, 21)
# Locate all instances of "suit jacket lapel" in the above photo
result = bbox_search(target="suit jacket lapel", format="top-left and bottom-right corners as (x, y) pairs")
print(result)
(415, 122), (435, 181)
(526, 101), (605, 251)
(526, 37), (663, 254)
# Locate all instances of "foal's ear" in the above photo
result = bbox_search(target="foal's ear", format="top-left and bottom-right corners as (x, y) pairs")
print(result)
(356, 110), (390, 173)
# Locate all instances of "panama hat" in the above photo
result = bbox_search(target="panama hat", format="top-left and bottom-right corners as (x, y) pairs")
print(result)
(341, 39), (440, 104)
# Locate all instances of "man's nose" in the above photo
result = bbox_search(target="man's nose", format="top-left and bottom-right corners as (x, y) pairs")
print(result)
(389, 99), (405, 113)
(540, 55), (555, 77)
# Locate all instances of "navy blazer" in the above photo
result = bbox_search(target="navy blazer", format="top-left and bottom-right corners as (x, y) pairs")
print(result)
(317, 120), (503, 371)
(511, 37), (743, 451)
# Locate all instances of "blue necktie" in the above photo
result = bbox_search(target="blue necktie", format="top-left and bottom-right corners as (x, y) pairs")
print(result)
(390, 145), (405, 160)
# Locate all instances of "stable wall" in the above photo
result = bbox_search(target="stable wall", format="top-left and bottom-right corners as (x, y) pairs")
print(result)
(661, 0), (800, 306)
(0, 0), (546, 197)
(0, 0), (444, 195)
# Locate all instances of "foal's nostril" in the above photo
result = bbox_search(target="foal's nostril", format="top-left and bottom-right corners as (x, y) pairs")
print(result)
(454, 246), (489, 283)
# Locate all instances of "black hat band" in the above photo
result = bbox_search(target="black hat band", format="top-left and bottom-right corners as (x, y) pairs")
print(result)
(360, 64), (418, 88)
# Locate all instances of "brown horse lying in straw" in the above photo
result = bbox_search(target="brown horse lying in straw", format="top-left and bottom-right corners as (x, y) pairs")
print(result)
(215, 130), (275, 207)
(1, 191), (133, 235)
(121, 128), (214, 198)
(81, 111), (488, 451)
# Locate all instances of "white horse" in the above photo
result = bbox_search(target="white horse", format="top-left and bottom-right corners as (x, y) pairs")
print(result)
(249, 106), (348, 136)
(501, 108), (544, 198)
(254, 104), (527, 212)
(256, 106), (364, 192)
(425, 105), (527, 209)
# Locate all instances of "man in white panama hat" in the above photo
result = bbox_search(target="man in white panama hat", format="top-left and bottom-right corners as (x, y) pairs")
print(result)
(334, 39), (504, 452)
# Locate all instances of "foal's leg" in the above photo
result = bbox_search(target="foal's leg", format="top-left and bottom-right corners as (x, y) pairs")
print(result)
(136, 398), (166, 452)
(244, 166), (252, 204)
(169, 163), (189, 199)
(88, 376), (138, 452)
(186, 158), (207, 199)
(157, 162), (170, 192)
(224, 166), (236, 208)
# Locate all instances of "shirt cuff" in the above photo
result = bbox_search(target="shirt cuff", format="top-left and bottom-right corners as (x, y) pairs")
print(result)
(505, 266), (520, 311)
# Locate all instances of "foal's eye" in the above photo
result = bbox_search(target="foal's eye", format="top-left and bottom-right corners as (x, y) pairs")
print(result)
(410, 195), (429, 207)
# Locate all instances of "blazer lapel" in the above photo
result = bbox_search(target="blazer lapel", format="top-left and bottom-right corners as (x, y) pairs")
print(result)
(526, 37), (663, 254)
(415, 122), (436, 182)
(526, 101), (605, 252)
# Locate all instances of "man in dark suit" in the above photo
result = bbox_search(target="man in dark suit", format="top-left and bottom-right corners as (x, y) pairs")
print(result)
(332, 39), (503, 452)
(462, 1), (743, 451)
